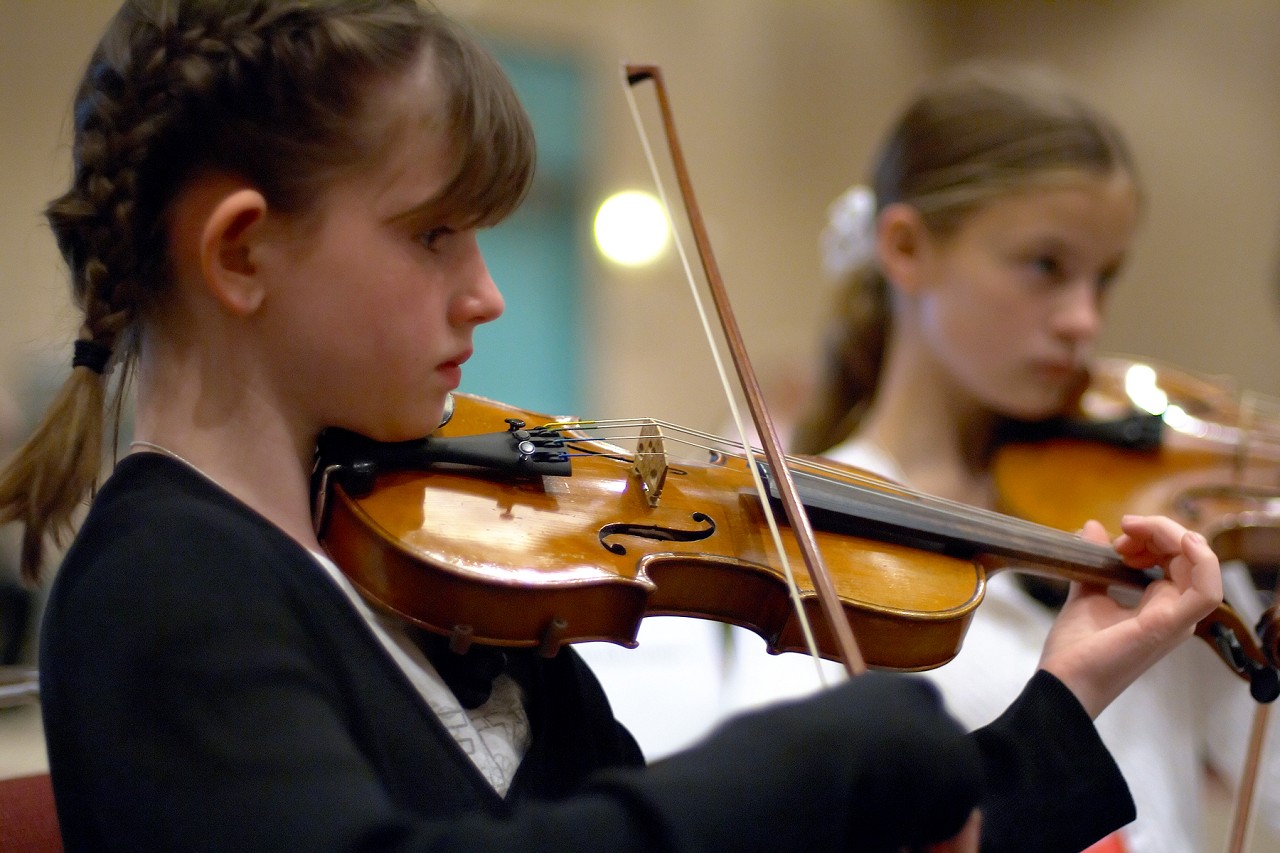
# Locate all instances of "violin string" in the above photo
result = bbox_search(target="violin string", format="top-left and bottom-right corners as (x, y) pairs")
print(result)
(622, 76), (829, 678)
(553, 420), (1052, 537)
(1238, 390), (1280, 470)
(553, 420), (1042, 529)
(551, 419), (1119, 569)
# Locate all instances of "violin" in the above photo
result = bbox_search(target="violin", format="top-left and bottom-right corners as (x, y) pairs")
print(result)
(312, 391), (1280, 700)
(993, 355), (1280, 686)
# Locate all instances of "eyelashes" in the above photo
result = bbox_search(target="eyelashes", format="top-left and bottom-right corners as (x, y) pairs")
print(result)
(418, 226), (455, 252)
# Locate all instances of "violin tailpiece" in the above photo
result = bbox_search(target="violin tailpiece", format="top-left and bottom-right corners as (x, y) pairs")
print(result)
(634, 423), (669, 506)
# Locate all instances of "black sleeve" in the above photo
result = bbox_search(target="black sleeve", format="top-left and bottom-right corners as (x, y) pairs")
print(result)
(49, 577), (981, 853)
(600, 670), (1136, 853)
(42, 486), (981, 853)
(44, 537), (1127, 853)
(43, 463), (1129, 853)
(585, 672), (984, 852)
(974, 669), (1136, 853)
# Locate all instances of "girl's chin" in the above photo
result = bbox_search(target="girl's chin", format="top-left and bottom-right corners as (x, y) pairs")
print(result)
(399, 394), (453, 438)
(984, 386), (1072, 422)
(999, 398), (1071, 423)
(359, 411), (448, 444)
(333, 391), (453, 443)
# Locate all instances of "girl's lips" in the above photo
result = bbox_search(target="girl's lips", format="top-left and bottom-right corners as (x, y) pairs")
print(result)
(437, 349), (471, 389)
(1033, 358), (1085, 377)
(437, 363), (462, 389)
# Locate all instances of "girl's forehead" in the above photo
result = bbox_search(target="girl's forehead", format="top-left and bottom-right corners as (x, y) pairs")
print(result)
(336, 57), (461, 211)
(930, 176), (1136, 259)
(351, 44), (531, 230)
(970, 173), (1138, 224)
(358, 124), (458, 222)
(386, 48), (453, 124)
(364, 51), (455, 158)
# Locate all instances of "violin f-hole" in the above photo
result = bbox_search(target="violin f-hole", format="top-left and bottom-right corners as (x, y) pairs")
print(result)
(599, 512), (717, 556)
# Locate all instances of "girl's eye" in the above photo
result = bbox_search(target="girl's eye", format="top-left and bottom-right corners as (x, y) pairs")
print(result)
(418, 226), (454, 252)
(1097, 263), (1123, 294)
(1030, 255), (1062, 279)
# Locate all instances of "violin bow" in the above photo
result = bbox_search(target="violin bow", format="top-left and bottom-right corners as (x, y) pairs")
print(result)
(1224, 392), (1280, 853)
(623, 64), (866, 678)
(1227, 571), (1278, 853)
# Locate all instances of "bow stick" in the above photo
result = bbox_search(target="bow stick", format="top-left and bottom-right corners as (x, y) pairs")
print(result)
(1228, 702), (1270, 853)
(624, 64), (866, 678)
(1227, 573), (1278, 853)
(1225, 395), (1280, 853)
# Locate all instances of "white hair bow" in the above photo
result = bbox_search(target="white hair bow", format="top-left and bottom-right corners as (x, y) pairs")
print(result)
(820, 185), (877, 280)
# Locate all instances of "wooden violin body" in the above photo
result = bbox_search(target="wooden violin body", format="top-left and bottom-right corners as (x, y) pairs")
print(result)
(317, 393), (986, 671)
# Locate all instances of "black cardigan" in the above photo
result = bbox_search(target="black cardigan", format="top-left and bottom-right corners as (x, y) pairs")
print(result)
(40, 454), (1133, 851)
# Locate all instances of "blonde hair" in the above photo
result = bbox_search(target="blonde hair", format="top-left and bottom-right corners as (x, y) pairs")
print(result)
(791, 61), (1137, 455)
(0, 0), (535, 581)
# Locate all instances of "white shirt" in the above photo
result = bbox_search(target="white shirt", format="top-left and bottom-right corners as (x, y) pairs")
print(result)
(310, 551), (530, 795)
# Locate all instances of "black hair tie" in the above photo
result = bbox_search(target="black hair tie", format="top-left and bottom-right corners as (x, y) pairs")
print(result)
(71, 339), (112, 374)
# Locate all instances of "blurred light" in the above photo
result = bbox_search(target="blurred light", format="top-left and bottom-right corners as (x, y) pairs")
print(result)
(1123, 362), (1168, 415)
(1161, 404), (1204, 436)
(594, 190), (669, 267)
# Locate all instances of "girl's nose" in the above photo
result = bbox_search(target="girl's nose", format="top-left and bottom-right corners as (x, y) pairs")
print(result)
(467, 265), (505, 326)
(1052, 279), (1103, 343)
(454, 239), (505, 327)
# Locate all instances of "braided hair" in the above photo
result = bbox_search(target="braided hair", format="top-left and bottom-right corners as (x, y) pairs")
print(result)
(0, 0), (534, 581)
(790, 61), (1137, 456)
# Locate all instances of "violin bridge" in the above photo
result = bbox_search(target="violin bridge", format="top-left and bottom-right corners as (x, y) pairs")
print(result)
(634, 422), (669, 506)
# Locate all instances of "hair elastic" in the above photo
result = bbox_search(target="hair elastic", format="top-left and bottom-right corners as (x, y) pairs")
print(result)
(71, 338), (112, 374)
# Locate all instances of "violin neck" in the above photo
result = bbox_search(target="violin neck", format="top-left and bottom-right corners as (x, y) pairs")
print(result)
(762, 464), (1151, 588)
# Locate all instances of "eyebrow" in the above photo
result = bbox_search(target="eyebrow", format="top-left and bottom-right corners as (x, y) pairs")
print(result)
(387, 192), (451, 226)
(386, 176), (489, 231)
(1009, 233), (1070, 255)
(1100, 253), (1128, 275)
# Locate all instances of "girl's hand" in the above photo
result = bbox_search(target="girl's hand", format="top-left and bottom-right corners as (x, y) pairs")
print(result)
(1037, 514), (1222, 718)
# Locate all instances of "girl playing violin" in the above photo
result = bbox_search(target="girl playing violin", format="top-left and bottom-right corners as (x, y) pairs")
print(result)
(0, 4), (1224, 851)
(788, 61), (1278, 851)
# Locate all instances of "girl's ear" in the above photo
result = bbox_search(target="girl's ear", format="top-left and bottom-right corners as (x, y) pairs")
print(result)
(876, 202), (932, 296)
(200, 188), (270, 316)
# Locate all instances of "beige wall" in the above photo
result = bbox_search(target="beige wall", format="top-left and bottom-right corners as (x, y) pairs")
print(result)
(1, 3), (118, 399)
(4, 1), (1280, 431)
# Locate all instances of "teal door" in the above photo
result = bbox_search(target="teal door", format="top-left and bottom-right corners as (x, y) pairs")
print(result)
(465, 43), (586, 419)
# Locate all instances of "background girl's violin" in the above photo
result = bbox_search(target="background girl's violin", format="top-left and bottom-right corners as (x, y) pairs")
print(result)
(996, 355), (1280, 578)
(994, 355), (1280, 688)
(313, 390), (1280, 701)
